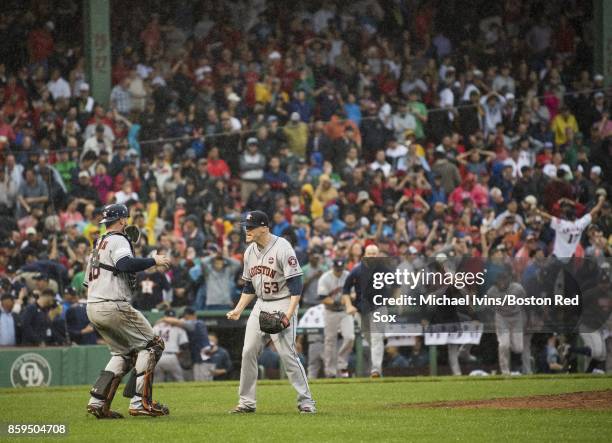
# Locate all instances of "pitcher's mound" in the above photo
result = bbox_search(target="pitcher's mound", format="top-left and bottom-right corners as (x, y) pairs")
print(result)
(395, 390), (612, 410)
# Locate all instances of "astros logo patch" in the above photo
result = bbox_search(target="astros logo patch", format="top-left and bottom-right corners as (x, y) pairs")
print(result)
(268, 257), (274, 264)
(288, 256), (297, 267)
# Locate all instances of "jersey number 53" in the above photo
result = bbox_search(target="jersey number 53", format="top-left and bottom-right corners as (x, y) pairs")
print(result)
(263, 282), (279, 294)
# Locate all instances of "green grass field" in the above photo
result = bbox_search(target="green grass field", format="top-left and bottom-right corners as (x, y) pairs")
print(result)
(1, 375), (611, 442)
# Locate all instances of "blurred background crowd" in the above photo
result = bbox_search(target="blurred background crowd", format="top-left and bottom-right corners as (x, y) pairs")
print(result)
(0, 0), (611, 378)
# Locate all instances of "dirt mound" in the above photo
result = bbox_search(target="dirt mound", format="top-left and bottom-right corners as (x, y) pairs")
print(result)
(396, 390), (612, 410)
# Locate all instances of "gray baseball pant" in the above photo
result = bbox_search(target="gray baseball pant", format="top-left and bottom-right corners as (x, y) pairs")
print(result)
(86, 301), (158, 409)
(307, 340), (324, 378)
(238, 298), (315, 410)
(155, 354), (184, 382)
(358, 312), (384, 375)
(495, 312), (524, 375)
(323, 310), (355, 377)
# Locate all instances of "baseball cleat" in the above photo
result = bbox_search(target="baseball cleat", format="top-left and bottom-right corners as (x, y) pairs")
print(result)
(86, 405), (124, 419)
(298, 405), (317, 414)
(370, 371), (381, 378)
(128, 401), (170, 417)
(338, 370), (350, 378)
(229, 405), (256, 414)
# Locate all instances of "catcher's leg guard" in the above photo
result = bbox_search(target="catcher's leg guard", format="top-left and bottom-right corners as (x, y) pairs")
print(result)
(128, 336), (169, 416)
(88, 355), (133, 419)
(88, 371), (124, 419)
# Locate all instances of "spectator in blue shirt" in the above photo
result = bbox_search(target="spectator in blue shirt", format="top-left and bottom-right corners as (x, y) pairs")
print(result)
(64, 288), (97, 345)
(264, 156), (290, 193)
(206, 332), (233, 380)
(343, 93), (362, 125)
(0, 293), (20, 346)
(288, 90), (313, 123)
(386, 346), (410, 369)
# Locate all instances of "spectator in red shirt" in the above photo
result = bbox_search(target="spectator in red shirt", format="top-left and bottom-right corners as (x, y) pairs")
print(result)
(206, 146), (230, 179)
(27, 21), (54, 63)
(448, 174), (489, 214)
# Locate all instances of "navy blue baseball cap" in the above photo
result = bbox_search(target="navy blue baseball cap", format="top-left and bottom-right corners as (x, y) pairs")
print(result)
(333, 258), (345, 268)
(183, 307), (196, 316)
(100, 204), (129, 224)
(243, 210), (269, 229)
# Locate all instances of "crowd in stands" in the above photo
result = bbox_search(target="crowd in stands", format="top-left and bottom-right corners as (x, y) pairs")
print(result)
(0, 0), (611, 376)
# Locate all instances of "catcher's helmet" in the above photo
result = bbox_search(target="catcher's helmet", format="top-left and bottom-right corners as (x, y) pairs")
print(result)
(100, 204), (129, 224)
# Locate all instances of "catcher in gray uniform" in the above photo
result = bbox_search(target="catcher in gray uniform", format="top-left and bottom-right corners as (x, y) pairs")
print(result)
(85, 204), (171, 419)
(226, 210), (316, 414)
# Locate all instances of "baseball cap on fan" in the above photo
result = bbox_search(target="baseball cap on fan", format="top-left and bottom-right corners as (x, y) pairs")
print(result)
(242, 210), (269, 229)
(333, 258), (345, 268)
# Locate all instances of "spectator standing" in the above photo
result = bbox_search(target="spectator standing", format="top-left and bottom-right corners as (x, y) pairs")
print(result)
(239, 138), (266, 204)
(47, 68), (71, 101)
(201, 249), (241, 309)
(0, 293), (20, 346)
(110, 77), (132, 115)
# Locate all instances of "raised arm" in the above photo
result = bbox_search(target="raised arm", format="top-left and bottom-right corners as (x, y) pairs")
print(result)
(589, 194), (606, 219)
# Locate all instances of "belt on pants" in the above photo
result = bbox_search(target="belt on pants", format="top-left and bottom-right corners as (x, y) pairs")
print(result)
(260, 294), (292, 302)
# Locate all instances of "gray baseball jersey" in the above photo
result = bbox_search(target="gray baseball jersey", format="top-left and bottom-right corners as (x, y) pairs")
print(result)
(153, 322), (189, 354)
(86, 234), (133, 302)
(242, 235), (303, 300)
(317, 270), (349, 303)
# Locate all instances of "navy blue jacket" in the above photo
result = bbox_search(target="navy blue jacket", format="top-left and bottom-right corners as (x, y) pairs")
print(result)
(66, 303), (97, 345)
(184, 319), (210, 364)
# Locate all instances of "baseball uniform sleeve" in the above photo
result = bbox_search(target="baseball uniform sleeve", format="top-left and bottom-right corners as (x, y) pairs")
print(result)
(575, 213), (592, 231)
(110, 235), (133, 265)
(279, 240), (303, 279)
(242, 246), (253, 281)
(550, 217), (560, 231)
(181, 319), (196, 333)
(317, 273), (331, 297)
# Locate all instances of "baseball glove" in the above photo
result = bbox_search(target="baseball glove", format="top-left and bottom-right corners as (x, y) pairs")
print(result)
(259, 310), (290, 334)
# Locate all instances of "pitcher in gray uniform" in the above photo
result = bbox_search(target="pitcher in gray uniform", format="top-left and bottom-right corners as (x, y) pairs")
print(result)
(227, 210), (316, 414)
(318, 258), (354, 378)
(84, 204), (171, 419)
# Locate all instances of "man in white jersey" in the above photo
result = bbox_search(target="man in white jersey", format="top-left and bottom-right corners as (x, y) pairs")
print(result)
(318, 258), (354, 378)
(538, 195), (605, 257)
(153, 309), (189, 382)
(85, 204), (171, 419)
(226, 210), (316, 414)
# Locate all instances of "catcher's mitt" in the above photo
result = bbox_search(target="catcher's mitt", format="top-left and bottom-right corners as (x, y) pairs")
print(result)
(259, 310), (290, 334)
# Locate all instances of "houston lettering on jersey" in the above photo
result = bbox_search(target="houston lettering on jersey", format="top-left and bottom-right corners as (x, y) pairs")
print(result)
(249, 265), (277, 278)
